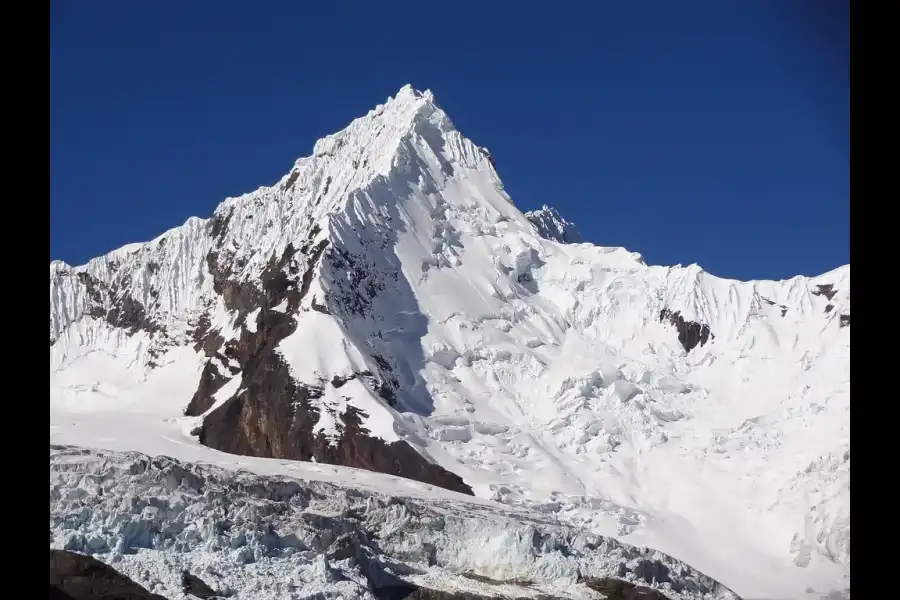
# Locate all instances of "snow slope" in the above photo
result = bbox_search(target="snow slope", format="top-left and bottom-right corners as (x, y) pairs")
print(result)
(50, 85), (849, 599)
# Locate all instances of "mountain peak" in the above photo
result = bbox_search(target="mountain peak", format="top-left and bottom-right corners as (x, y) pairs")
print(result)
(276, 84), (459, 200)
(392, 83), (432, 102)
(50, 85), (849, 598)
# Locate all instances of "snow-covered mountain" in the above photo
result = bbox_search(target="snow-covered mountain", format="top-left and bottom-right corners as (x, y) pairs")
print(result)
(50, 85), (849, 600)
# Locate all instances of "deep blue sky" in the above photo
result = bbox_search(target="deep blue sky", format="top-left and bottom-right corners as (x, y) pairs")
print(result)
(50, 1), (848, 281)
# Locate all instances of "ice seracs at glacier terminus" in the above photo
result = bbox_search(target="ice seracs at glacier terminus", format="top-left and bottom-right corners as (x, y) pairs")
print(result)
(50, 84), (849, 600)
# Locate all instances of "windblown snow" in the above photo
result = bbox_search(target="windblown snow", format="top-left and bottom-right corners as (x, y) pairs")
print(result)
(50, 84), (849, 600)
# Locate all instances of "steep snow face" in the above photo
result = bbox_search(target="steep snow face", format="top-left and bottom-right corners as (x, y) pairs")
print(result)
(50, 85), (850, 599)
(525, 205), (584, 244)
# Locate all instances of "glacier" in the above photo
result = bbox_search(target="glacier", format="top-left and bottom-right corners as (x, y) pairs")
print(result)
(50, 445), (739, 600)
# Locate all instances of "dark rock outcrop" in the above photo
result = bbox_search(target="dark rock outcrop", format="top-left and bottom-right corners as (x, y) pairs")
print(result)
(49, 549), (168, 600)
(199, 357), (472, 495)
(181, 570), (219, 599)
(186, 238), (324, 417)
(50, 586), (78, 600)
(208, 207), (233, 242)
(189, 232), (473, 496)
(104, 287), (158, 335)
(659, 309), (713, 353)
(811, 284), (838, 301)
(282, 169), (301, 192)
(580, 577), (671, 600)
(327, 246), (397, 318)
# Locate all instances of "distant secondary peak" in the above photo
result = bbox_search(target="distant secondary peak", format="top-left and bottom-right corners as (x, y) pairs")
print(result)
(525, 205), (583, 244)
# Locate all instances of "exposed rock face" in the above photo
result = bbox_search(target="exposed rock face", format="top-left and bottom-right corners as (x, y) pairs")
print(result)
(812, 284), (838, 301)
(186, 224), (472, 496)
(181, 571), (219, 599)
(581, 576), (671, 600)
(659, 309), (713, 353)
(50, 587), (78, 600)
(49, 549), (168, 600)
(197, 352), (472, 495)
